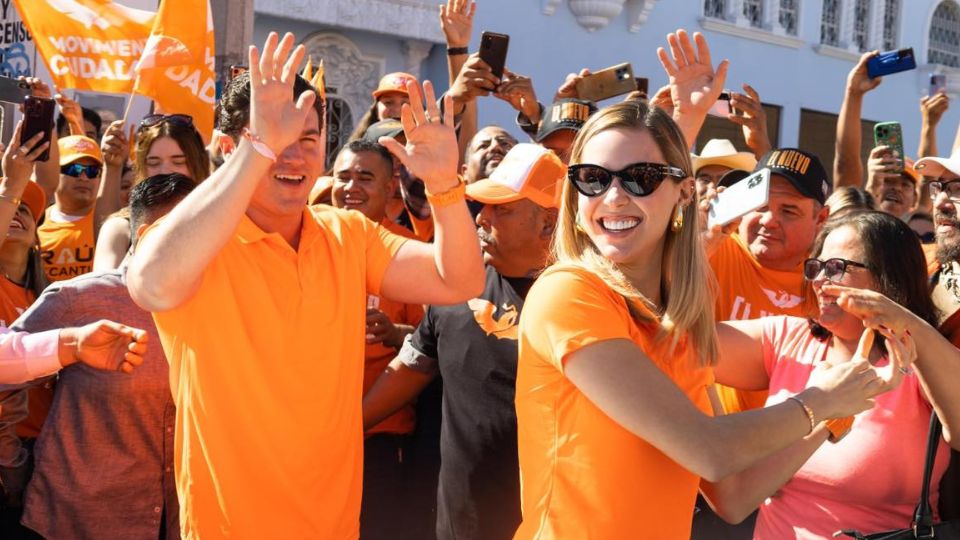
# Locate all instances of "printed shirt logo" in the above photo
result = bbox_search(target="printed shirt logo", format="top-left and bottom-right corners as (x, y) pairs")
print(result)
(468, 298), (519, 340)
(761, 287), (803, 309)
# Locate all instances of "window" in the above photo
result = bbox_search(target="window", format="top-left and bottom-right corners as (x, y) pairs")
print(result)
(743, 0), (763, 27)
(821, 0), (841, 46)
(852, 0), (871, 51)
(780, 0), (799, 35)
(324, 94), (354, 171)
(930, 1), (960, 68)
(881, 0), (900, 50)
(704, 0), (726, 18)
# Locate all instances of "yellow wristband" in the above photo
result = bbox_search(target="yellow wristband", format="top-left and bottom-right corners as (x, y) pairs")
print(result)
(824, 416), (854, 443)
(425, 176), (466, 208)
(787, 395), (816, 435)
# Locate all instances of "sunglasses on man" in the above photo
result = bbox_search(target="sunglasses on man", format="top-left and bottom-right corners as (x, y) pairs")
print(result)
(60, 163), (102, 178)
(568, 162), (687, 198)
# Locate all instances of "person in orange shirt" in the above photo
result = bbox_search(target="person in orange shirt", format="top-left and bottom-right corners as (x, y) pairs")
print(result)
(513, 36), (897, 538)
(330, 138), (424, 539)
(38, 135), (103, 283)
(127, 33), (484, 540)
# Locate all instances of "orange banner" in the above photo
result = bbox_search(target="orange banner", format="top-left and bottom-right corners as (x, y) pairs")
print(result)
(12, 0), (155, 93)
(134, 0), (215, 143)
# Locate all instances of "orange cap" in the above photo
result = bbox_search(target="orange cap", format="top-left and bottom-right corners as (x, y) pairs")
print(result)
(20, 181), (46, 223)
(466, 144), (566, 209)
(372, 72), (417, 99)
(903, 156), (921, 183)
(58, 135), (103, 166)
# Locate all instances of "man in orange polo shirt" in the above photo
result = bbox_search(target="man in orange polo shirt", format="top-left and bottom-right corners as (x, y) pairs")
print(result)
(330, 138), (424, 539)
(127, 33), (484, 540)
(38, 136), (103, 282)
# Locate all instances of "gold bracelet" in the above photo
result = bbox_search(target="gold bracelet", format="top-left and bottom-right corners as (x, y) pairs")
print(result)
(787, 395), (816, 435)
(425, 176), (466, 208)
(0, 193), (22, 207)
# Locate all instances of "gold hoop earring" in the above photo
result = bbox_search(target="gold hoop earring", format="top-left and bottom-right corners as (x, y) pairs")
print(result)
(671, 204), (684, 232)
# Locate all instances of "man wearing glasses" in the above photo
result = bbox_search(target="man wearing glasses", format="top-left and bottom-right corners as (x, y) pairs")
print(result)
(915, 153), (960, 338)
(38, 135), (102, 282)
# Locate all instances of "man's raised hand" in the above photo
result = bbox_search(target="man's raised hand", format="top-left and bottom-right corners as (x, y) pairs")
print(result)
(247, 32), (317, 155)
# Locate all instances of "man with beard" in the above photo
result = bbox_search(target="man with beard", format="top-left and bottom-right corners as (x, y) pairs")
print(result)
(362, 143), (562, 540)
(915, 151), (960, 334)
(461, 127), (517, 184)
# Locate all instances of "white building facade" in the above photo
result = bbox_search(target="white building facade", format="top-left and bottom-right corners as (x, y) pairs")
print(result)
(254, 0), (960, 172)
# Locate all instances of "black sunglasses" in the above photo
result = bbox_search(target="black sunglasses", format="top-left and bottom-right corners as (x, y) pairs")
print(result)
(60, 163), (102, 178)
(567, 162), (687, 198)
(803, 257), (868, 281)
(138, 114), (194, 133)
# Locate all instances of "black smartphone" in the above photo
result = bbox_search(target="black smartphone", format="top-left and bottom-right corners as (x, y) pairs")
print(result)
(635, 77), (649, 97)
(0, 76), (30, 104)
(21, 96), (55, 162)
(479, 31), (509, 80)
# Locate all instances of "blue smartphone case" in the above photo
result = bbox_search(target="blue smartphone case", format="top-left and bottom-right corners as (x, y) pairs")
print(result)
(867, 48), (916, 78)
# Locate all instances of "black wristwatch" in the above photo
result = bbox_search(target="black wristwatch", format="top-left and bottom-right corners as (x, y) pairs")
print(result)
(446, 47), (468, 56)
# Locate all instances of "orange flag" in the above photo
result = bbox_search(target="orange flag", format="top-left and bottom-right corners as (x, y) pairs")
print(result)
(134, 0), (215, 143)
(311, 60), (326, 103)
(12, 0), (155, 93)
(302, 56), (313, 82)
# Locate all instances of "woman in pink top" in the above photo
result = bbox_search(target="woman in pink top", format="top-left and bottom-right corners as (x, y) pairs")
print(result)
(706, 210), (960, 539)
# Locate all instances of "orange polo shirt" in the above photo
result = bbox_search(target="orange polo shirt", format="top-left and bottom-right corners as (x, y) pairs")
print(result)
(515, 265), (714, 539)
(148, 206), (408, 540)
(363, 219), (424, 436)
(710, 234), (813, 414)
(38, 208), (95, 282)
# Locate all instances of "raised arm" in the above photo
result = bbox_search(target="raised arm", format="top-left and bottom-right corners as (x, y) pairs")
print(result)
(23, 78), (60, 203)
(94, 120), (133, 235)
(128, 32), (317, 311)
(378, 80), (485, 305)
(0, 121), (48, 241)
(656, 30), (728, 149)
(564, 337), (891, 482)
(919, 92), (949, 158)
(439, 0), (477, 163)
(834, 51), (880, 189)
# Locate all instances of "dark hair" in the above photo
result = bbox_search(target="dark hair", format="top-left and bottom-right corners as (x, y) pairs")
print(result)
(807, 210), (939, 339)
(338, 139), (394, 176)
(217, 71), (325, 140)
(56, 107), (103, 138)
(133, 119), (210, 183)
(348, 102), (379, 143)
(129, 173), (196, 242)
(905, 210), (933, 224)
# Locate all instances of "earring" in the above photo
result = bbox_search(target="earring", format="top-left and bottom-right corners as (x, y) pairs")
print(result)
(671, 204), (684, 232)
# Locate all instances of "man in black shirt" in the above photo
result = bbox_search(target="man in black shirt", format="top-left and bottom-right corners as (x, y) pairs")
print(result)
(363, 143), (563, 540)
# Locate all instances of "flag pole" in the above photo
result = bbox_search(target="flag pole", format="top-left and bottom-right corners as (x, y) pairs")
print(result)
(121, 75), (140, 125)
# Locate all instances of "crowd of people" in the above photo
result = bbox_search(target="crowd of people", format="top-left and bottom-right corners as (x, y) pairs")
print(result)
(0, 1), (959, 539)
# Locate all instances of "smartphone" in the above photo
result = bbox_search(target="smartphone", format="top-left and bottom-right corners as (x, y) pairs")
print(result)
(931, 73), (947, 95)
(0, 76), (30, 105)
(575, 63), (637, 102)
(634, 77), (649, 97)
(873, 121), (904, 173)
(479, 31), (509, 80)
(708, 168), (771, 228)
(866, 48), (916, 79)
(708, 91), (733, 117)
(21, 96), (55, 162)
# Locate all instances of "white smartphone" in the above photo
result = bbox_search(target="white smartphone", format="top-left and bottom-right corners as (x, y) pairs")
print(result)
(707, 91), (732, 117)
(931, 74), (947, 95)
(707, 168), (770, 228)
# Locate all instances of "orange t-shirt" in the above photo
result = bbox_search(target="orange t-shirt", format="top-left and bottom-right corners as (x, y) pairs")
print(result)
(38, 208), (95, 282)
(149, 206), (408, 540)
(0, 278), (49, 439)
(363, 219), (424, 436)
(514, 265), (715, 539)
(710, 234), (813, 413)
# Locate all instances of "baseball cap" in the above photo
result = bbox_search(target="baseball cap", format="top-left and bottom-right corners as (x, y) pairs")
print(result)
(756, 148), (831, 205)
(465, 143), (566, 209)
(20, 181), (46, 223)
(59, 135), (103, 166)
(902, 157), (921, 184)
(692, 139), (757, 175)
(914, 149), (960, 179)
(372, 72), (417, 99)
(536, 99), (597, 142)
(363, 118), (404, 142)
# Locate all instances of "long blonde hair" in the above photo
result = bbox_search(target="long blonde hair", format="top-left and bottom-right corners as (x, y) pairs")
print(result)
(554, 100), (719, 366)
